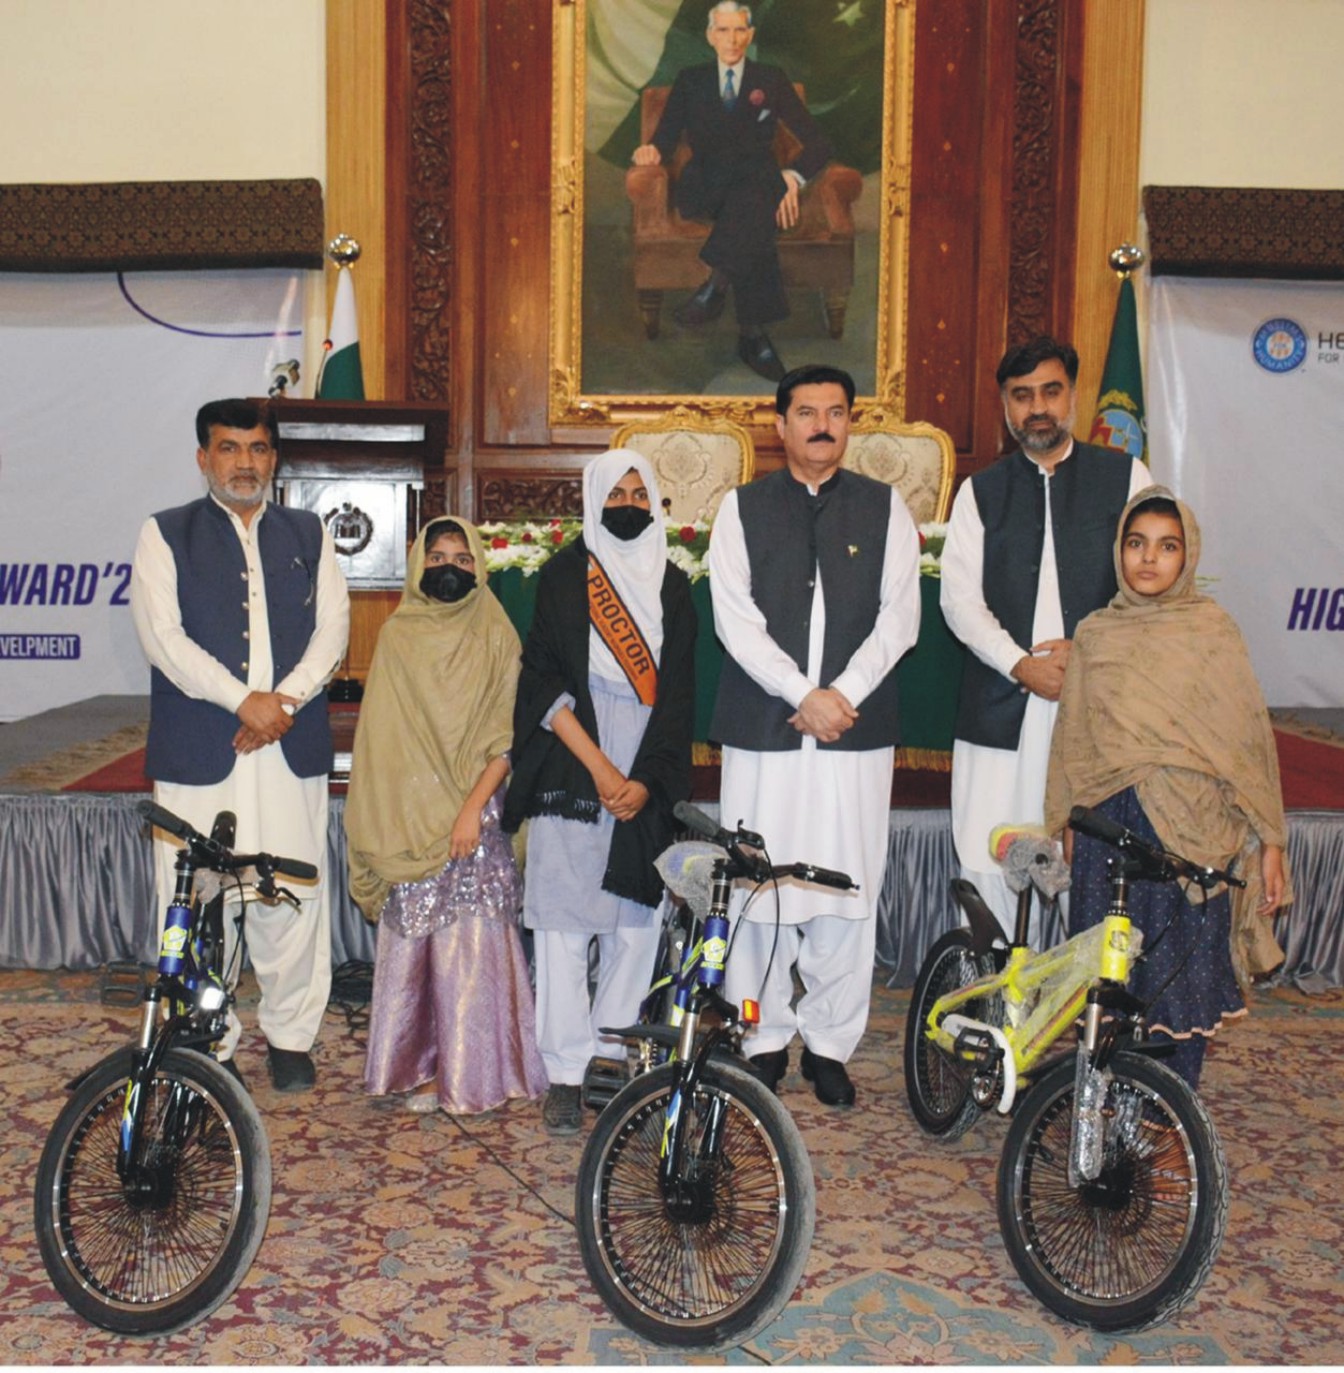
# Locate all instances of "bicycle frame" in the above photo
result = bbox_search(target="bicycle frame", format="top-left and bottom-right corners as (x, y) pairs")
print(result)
(922, 903), (1143, 1116)
(118, 847), (235, 1180)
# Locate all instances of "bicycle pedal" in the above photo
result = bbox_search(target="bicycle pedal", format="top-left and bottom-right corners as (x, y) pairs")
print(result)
(581, 1055), (631, 1110)
(952, 1024), (1001, 1069)
(100, 961), (148, 1008)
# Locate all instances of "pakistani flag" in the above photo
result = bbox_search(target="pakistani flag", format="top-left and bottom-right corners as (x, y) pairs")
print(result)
(1088, 275), (1146, 463)
(317, 265), (365, 400)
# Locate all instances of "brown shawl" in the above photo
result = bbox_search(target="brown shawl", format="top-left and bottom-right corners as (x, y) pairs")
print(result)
(344, 518), (520, 921)
(1044, 486), (1290, 983)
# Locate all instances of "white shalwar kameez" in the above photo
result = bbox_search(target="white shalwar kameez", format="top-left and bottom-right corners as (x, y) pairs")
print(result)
(940, 446), (1149, 943)
(130, 498), (349, 1056)
(709, 484), (920, 1062)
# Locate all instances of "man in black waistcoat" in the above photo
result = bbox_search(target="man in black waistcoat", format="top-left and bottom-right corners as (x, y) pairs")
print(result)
(940, 338), (1150, 940)
(130, 399), (350, 1093)
(631, 2), (835, 383)
(708, 364), (921, 1107)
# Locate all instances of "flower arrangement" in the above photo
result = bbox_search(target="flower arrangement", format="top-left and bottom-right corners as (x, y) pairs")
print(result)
(477, 517), (946, 581)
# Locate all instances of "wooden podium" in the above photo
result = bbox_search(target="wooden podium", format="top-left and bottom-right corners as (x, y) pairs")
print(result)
(267, 399), (454, 681)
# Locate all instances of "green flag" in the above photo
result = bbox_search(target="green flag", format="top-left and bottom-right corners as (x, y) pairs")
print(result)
(1088, 275), (1146, 463)
(317, 265), (365, 400)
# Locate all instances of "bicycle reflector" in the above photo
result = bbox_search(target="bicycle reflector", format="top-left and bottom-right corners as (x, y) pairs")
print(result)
(741, 998), (761, 1025)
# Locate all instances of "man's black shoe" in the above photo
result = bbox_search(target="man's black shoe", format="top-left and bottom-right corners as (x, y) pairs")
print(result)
(737, 331), (786, 383)
(218, 1056), (247, 1090)
(674, 278), (728, 327)
(267, 1045), (316, 1094)
(748, 1047), (789, 1093)
(800, 1047), (855, 1107)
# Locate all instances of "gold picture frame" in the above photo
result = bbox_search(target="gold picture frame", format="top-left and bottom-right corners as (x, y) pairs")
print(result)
(550, 0), (916, 431)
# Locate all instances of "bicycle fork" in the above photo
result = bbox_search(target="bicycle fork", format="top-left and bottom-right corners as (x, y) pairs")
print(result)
(1068, 902), (1140, 1187)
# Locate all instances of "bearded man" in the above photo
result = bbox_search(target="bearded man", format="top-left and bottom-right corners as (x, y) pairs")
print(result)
(939, 337), (1150, 940)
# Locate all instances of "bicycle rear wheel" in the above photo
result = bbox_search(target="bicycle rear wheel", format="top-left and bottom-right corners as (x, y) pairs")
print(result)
(575, 1058), (814, 1351)
(904, 928), (1000, 1139)
(997, 1049), (1227, 1330)
(34, 1047), (271, 1334)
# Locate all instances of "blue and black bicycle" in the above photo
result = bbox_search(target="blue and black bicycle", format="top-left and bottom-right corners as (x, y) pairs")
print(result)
(33, 800), (313, 1333)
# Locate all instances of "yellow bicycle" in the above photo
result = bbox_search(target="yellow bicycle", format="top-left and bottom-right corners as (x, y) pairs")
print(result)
(904, 805), (1232, 1330)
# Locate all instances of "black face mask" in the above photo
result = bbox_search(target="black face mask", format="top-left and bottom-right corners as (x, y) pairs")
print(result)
(420, 563), (476, 603)
(601, 505), (654, 541)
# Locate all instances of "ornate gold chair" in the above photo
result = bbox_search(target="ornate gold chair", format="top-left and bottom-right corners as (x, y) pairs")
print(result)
(843, 419), (955, 525)
(624, 85), (863, 341)
(611, 408), (755, 524)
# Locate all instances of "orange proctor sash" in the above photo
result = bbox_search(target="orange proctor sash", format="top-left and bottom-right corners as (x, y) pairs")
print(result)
(587, 555), (658, 706)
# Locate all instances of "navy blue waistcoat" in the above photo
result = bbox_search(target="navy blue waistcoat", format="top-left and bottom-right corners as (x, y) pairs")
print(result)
(711, 467), (902, 752)
(145, 498), (333, 785)
(954, 442), (1133, 750)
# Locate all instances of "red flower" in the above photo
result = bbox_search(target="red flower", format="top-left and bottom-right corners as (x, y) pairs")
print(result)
(491, 536), (509, 549)
(549, 518), (562, 528)
(749, 88), (765, 107)
(551, 529), (565, 544)
(679, 525), (697, 543)
(521, 532), (534, 544)
(918, 531), (927, 549)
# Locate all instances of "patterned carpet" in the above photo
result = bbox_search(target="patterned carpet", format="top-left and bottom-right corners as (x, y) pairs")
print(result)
(4, 968), (1344, 1365)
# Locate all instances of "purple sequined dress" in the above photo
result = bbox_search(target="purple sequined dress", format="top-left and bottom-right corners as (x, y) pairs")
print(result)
(364, 786), (548, 1113)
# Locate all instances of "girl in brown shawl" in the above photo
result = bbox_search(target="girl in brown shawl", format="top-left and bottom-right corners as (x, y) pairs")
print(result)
(1044, 486), (1288, 1088)
(345, 518), (546, 1114)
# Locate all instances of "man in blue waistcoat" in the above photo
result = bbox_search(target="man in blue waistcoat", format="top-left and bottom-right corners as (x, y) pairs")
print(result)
(130, 399), (350, 1092)
(631, 2), (835, 383)
(709, 363), (921, 1107)
(940, 338), (1150, 940)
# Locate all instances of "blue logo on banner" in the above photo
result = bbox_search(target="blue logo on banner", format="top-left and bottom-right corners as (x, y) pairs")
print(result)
(1252, 318), (1307, 373)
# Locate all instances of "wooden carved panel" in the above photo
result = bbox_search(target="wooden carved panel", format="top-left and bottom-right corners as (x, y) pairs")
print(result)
(478, 476), (584, 521)
(1007, 0), (1077, 347)
(402, 1), (455, 406)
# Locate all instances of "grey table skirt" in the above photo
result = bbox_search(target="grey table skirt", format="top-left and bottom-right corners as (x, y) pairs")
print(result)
(2, 792), (1340, 991)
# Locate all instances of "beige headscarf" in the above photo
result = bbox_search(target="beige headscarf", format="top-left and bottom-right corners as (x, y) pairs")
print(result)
(1044, 485), (1291, 983)
(344, 517), (520, 921)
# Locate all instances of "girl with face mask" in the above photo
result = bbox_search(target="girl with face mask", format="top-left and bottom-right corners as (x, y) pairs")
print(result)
(345, 518), (547, 1114)
(503, 450), (698, 1135)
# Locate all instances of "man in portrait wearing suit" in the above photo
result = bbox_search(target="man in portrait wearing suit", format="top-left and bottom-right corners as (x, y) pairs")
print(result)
(631, 2), (835, 383)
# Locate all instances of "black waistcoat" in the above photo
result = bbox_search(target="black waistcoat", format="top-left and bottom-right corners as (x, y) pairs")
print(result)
(953, 442), (1134, 749)
(711, 467), (901, 752)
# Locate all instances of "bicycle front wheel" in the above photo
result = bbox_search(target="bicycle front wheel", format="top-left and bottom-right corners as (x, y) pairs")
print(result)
(575, 1058), (814, 1351)
(34, 1047), (271, 1334)
(997, 1049), (1228, 1331)
(904, 928), (1000, 1139)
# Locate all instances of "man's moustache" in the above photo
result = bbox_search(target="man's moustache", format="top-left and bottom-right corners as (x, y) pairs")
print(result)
(807, 434), (835, 444)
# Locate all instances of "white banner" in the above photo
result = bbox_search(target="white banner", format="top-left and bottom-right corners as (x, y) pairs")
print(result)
(1148, 276), (1344, 707)
(0, 270), (308, 721)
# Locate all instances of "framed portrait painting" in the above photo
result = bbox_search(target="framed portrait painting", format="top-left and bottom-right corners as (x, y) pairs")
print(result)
(550, 0), (916, 429)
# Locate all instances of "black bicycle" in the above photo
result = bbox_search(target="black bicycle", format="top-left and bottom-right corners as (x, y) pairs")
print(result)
(33, 799), (314, 1333)
(574, 800), (856, 1351)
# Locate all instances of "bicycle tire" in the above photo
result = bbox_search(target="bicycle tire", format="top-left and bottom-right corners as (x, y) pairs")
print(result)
(903, 928), (1000, 1140)
(997, 1049), (1228, 1331)
(34, 1047), (271, 1334)
(575, 1057), (815, 1351)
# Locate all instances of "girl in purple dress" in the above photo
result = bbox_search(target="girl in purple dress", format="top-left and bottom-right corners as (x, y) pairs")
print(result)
(346, 517), (546, 1114)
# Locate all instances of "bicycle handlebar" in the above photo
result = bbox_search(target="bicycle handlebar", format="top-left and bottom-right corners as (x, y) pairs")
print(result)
(672, 801), (857, 892)
(1068, 805), (1245, 890)
(138, 799), (319, 882)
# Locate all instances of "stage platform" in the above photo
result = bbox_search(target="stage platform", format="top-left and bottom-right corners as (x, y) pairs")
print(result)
(3, 697), (1343, 989)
